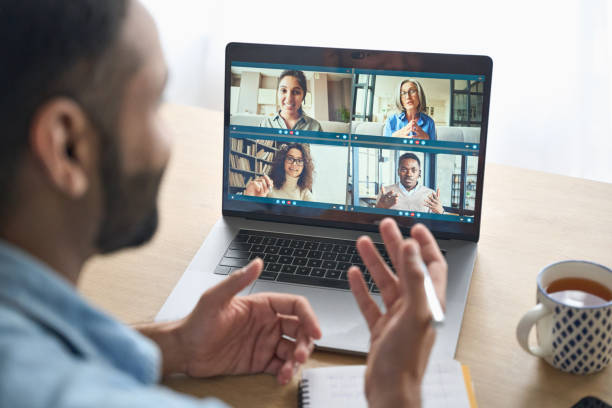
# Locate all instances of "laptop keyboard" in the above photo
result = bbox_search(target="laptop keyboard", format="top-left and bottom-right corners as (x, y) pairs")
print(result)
(215, 229), (446, 293)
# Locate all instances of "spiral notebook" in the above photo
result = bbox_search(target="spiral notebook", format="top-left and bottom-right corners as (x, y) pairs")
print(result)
(298, 360), (477, 408)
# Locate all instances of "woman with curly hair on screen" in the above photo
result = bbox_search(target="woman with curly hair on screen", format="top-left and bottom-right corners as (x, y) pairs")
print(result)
(244, 143), (314, 201)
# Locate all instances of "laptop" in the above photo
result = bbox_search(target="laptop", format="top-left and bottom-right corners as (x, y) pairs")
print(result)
(156, 43), (492, 358)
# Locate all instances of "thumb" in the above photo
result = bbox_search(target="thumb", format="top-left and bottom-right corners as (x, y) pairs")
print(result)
(203, 258), (262, 307)
(381, 186), (386, 195)
(436, 188), (440, 198)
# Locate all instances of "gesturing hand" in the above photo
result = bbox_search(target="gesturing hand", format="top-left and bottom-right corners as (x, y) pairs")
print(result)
(376, 186), (399, 209)
(347, 218), (447, 408)
(424, 188), (444, 214)
(175, 259), (322, 384)
(245, 174), (273, 197)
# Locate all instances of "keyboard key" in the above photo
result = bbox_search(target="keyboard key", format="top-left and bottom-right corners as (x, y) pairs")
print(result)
(225, 250), (249, 259)
(347, 246), (357, 255)
(325, 270), (341, 279)
(307, 250), (322, 259)
(310, 268), (326, 277)
(263, 254), (279, 263)
(293, 249), (308, 257)
(281, 265), (297, 274)
(264, 246), (280, 254)
(220, 257), (249, 268)
(339, 272), (348, 280)
(337, 262), (351, 271)
(234, 234), (249, 242)
(292, 258), (308, 266)
(279, 247), (294, 256)
(262, 237), (277, 246)
(259, 271), (278, 281)
(319, 243), (333, 251)
(332, 244), (348, 253)
(296, 266), (311, 275)
(290, 240), (305, 249)
(322, 260), (337, 269)
(214, 265), (230, 275)
(307, 259), (322, 268)
(350, 254), (362, 264)
(276, 238), (291, 247)
(249, 253), (264, 260)
(279, 255), (293, 264)
(248, 236), (263, 244)
(276, 273), (350, 290)
(303, 242), (319, 250)
(322, 252), (336, 261)
(336, 254), (351, 262)
(371, 283), (380, 293)
(251, 244), (265, 253)
(229, 242), (251, 251)
(265, 263), (282, 272)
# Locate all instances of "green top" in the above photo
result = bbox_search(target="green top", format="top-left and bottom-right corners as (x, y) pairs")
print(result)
(259, 111), (323, 131)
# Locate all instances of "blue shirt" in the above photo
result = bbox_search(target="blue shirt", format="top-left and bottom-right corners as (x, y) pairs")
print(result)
(0, 240), (227, 408)
(383, 111), (437, 140)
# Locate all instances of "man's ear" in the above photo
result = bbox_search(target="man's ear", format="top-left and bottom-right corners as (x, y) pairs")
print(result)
(29, 98), (96, 198)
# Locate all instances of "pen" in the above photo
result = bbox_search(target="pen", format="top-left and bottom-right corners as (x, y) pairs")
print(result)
(420, 260), (445, 327)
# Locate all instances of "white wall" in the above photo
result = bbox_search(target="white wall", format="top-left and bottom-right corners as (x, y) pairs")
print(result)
(310, 145), (348, 205)
(142, 0), (612, 184)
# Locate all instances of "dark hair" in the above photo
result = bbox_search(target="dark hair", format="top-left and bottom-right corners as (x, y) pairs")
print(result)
(0, 0), (132, 222)
(278, 70), (307, 115)
(269, 143), (313, 192)
(398, 152), (421, 169)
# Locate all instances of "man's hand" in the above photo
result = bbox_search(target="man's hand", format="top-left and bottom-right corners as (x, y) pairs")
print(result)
(376, 186), (399, 209)
(347, 218), (447, 408)
(141, 259), (322, 385)
(245, 175), (273, 197)
(424, 188), (444, 214)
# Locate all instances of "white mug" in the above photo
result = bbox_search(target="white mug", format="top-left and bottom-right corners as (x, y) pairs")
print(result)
(516, 260), (612, 374)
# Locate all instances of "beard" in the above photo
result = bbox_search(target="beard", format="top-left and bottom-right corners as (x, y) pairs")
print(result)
(95, 137), (166, 254)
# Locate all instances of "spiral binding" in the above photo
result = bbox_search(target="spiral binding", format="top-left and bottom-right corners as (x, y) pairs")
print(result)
(298, 378), (310, 408)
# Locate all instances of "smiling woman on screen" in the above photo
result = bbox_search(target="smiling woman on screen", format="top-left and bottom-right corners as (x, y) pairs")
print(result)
(259, 70), (322, 132)
(244, 143), (314, 201)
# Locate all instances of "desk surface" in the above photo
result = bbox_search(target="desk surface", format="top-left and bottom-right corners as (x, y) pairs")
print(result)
(80, 104), (612, 408)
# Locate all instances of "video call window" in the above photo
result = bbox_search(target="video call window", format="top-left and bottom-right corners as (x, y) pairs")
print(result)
(229, 67), (353, 134)
(229, 138), (349, 205)
(350, 148), (478, 216)
(351, 73), (483, 145)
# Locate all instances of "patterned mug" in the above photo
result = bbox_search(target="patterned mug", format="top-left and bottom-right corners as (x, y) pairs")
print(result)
(516, 260), (612, 374)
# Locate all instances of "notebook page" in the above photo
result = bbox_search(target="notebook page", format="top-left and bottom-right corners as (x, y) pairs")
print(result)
(301, 360), (471, 408)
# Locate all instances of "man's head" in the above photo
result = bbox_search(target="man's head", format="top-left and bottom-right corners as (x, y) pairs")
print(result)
(397, 153), (421, 191)
(0, 0), (169, 258)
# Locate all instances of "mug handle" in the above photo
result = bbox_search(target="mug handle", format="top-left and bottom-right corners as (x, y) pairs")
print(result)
(516, 303), (553, 357)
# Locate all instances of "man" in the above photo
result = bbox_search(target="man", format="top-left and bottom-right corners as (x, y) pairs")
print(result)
(0, 1), (447, 407)
(376, 153), (444, 214)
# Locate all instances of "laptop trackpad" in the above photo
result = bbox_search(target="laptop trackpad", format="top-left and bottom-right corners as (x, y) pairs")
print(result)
(250, 281), (377, 354)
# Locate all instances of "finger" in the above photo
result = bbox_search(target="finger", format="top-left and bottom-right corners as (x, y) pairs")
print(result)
(410, 224), (447, 307)
(348, 266), (381, 331)
(279, 315), (300, 339)
(380, 186), (386, 195)
(378, 217), (404, 273)
(436, 187), (440, 198)
(202, 258), (262, 307)
(356, 236), (399, 309)
(263, 174), (274, 189)
(293, 331), (315, 364)
(263, 356), (284, 377)
(397, 240), (431, 319)
(267, 294), (322, 340)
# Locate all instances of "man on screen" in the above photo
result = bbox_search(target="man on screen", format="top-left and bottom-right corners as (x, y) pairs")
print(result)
(376, 153), (444, 213)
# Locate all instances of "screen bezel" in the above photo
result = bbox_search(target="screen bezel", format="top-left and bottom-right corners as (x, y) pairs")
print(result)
(222, 42), (493, 242)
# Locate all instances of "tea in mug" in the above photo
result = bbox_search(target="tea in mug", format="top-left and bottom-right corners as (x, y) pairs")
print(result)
(546, 277), (612, 307)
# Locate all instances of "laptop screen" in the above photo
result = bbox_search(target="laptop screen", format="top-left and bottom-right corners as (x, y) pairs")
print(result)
(222, 43), (492, 241)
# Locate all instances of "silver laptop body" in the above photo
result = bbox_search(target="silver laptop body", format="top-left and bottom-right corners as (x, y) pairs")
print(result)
(156, 43), (492, 359)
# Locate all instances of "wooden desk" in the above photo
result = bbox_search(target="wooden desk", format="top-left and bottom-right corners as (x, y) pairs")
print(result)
(80, 104), (612, 407)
